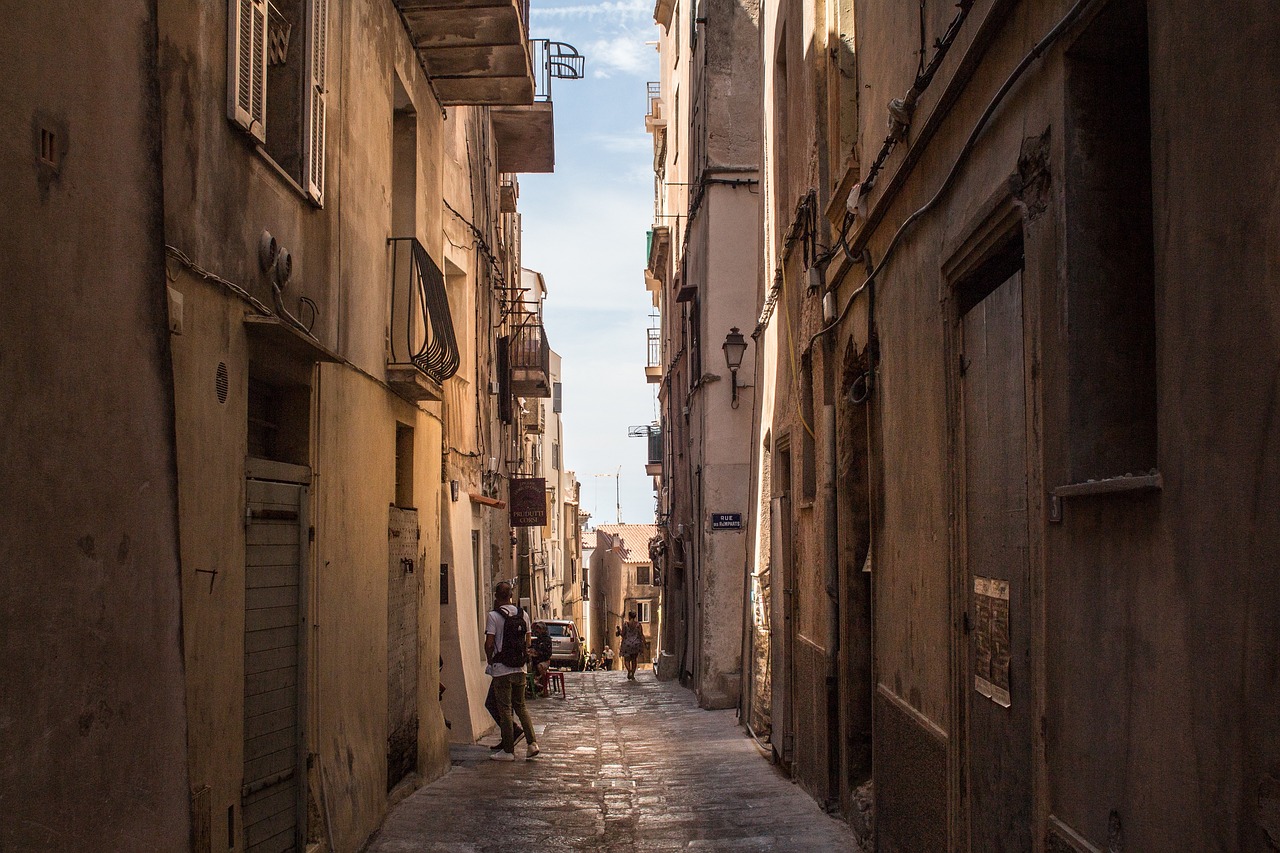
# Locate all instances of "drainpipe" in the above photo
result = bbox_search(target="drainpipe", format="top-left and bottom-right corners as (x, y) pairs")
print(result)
(823, 402), (841, 809)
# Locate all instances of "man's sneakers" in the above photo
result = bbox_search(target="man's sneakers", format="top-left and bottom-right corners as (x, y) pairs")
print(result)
(492, 741), (538, 762)
(489, 727), (524, 750)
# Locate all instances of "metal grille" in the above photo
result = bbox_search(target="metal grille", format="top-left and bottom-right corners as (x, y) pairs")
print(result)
(388, 237), (460, 383)
(216, 362), (230, 404)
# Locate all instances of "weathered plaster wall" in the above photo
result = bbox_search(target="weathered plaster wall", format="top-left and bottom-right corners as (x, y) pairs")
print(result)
(694, 185), (760, 709)
(1044, 2), (1280, 848)
(439, 492), (495, 743)
(158, 0), (454, 846)
(0, 3), (192, 849)
(168, 272), (254, 850)
(314, 365), (447, 849)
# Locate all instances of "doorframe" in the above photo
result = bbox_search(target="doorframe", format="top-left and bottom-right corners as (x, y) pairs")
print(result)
(244, 456), (312, 852)
(941, 186), (1047, 852)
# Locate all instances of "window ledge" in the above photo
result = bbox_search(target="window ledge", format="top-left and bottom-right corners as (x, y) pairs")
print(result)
(253, 145), (318, 207)
(1051, 472), (1162, 499)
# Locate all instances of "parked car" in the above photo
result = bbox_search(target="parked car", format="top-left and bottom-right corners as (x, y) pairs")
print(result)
(535, 619), (584, 671)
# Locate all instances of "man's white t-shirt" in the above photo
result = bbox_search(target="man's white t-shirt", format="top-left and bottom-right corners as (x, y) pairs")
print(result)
(485, 604), (530, 677)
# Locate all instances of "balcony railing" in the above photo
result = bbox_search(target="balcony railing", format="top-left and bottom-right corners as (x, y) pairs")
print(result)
(645, 80), (664, 132)
(645, 327), (662, 383)
(387, 237), (460, 399)
(531, 39), (585, 102)
(510, 314), (551, 397)
(490, 40), (582, 173)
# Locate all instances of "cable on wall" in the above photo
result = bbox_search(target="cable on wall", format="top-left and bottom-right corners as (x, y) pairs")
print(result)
(813, 0), (1103, 352)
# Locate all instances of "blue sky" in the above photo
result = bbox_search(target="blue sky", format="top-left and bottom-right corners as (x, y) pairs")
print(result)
(519, 0), (660, 526)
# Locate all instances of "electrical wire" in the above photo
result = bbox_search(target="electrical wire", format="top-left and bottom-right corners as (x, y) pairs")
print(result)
(164, 245), (272, 316)
(813, 0), (1100, 350)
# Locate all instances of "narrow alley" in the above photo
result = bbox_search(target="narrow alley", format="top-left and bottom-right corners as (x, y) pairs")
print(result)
(366, 672), (862, 852)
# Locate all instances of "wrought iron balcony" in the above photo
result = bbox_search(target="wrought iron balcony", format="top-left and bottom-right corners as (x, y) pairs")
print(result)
(645, 81), (664, 131)
(509, 314), (551, 398)
(628, 423), (663, 476)
(387, 237), (460, 401)
(392, 0), (534, 105)
(646, 428), (662, 476)
(646, 327), (662, 383)
(491, 40), (584, 173)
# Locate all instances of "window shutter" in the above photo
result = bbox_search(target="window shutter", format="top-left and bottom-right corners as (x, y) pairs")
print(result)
(302, 0), (328, 204)
(227, 0), (268, 142)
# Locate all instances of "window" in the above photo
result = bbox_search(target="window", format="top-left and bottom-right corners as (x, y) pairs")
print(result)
(1064, 0), (1155, 482)
(636, 565), (651, 585)
(227, 0), (327, 203)
(247, 377), (309, 464)
(391, 75), (416, 237)
(394, 423), (414, 507)
(800, 352), (816, 502)
(635, 600), (651, 623)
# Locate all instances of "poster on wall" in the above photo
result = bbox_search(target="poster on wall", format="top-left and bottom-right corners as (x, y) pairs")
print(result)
(509, 476), (547, 527)
(973, 575), (1011, 707)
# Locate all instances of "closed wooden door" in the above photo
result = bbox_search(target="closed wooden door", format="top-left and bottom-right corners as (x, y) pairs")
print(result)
(243, 472), (307, 853)
(387, 505), (421, 791)
(962, 270), (1033, 852)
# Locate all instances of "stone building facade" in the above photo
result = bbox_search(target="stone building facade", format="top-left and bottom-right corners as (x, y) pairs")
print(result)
(649, 0), (1280, 848)
(645, 0), (763, 711)
(589, 524), (661, 664)
(2, 0), (574, 850)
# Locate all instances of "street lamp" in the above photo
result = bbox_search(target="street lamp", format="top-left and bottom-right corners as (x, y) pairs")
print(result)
(722, 327), (750, 409)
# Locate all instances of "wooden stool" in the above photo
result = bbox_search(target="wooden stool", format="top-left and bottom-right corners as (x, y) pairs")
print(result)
(548, 671), (566, 698)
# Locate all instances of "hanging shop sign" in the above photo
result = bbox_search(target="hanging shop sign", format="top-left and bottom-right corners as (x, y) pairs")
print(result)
(710, 513), (742, 530)
(509, 476), (548, 527)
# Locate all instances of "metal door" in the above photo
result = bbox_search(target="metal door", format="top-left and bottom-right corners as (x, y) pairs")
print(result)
(962, 270), (1033, 852)
(243, 469), (307, 853)
(387, 505), (421, 791)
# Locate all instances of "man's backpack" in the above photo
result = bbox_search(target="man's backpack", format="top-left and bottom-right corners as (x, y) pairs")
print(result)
(494, 605), (528, 667)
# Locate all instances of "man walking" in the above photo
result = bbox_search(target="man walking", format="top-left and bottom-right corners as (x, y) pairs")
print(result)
(485, 581), (539, 761)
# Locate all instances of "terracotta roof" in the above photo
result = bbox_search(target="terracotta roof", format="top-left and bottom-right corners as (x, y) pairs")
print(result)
(594, 524), (658, 562)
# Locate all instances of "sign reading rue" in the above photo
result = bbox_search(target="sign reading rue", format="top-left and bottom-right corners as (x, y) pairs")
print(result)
(710, 513), (742, 530)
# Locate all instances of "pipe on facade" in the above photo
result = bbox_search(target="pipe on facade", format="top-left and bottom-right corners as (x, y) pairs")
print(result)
(822, 402), (841, 805)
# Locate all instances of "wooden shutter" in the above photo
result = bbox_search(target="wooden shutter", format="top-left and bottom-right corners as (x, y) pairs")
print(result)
(302, 0), (328, 205)
(227, 0), (267, 142)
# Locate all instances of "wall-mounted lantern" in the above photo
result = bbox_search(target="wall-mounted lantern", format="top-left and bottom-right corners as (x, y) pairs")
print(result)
(721, 327), (751, 408)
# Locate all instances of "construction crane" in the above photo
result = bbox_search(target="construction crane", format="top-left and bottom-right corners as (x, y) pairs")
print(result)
(592, 466), (621, 524)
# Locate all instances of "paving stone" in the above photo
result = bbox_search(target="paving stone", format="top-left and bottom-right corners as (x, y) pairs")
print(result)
(365, 671), (862, 852)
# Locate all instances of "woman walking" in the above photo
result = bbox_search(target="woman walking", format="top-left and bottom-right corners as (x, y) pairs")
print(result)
(618, 612), (646, 680)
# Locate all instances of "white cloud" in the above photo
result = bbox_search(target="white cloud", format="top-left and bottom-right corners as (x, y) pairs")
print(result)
(586, 33), (655, 78)
(532, 0), (650, 19)
(587, 132), (653, 154)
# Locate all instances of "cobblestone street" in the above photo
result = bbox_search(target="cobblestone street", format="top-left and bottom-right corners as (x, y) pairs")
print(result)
(365, 670), (862, 852)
